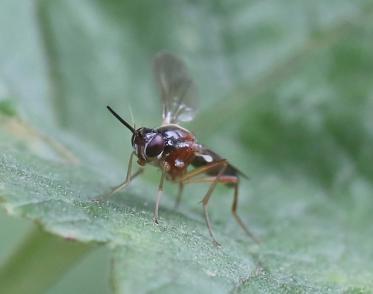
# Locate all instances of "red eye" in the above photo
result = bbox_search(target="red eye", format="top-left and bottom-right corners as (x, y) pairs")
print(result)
(145, 134), (164, 158)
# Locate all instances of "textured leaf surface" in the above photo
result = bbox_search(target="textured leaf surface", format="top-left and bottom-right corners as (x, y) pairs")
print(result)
(1, 0), (373, 293)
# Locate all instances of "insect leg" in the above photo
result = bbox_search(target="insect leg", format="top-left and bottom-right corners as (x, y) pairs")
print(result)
(182, 176), (259, 244)
(174, 160), (226, 209)
(110, 152), (143, 194)
(94, 153), (143, 201)
(174, 182), (184, 209)
(154, 168), (166, 224)
(181, 175), (238, 184)
(198, 161), (228, 246)
(111, 168), (143, 195)
(180, 160), (227, 181)
(231, 183), (260, 244)
(178, 160), (235, 245)
(97, 152), (141, 201)
(177, 160), (227, 243)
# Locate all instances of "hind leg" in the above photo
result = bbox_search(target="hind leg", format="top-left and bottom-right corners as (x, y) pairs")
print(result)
(179, 166), (259, 244)
(179, 160), (229, 245)
(231, 183), (260, 244)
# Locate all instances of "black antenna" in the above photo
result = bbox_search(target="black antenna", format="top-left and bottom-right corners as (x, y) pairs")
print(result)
(107, 106), (135, 133)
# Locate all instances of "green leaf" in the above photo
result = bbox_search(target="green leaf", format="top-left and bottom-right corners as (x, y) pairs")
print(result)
(0, 114), (258, 293)
(0, 228), (91, 294)
(1, 0), (373, 293)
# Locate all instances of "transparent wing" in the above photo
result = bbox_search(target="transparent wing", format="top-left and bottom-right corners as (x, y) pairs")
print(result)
(153, 52), (198, 125)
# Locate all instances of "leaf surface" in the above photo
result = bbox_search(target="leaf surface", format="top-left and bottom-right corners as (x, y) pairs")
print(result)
(1, 0), (373, 293)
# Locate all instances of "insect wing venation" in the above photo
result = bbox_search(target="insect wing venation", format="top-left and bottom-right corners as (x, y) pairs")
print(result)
(153, 52), (198, 125)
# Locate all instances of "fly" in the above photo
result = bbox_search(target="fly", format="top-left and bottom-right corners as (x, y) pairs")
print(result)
(106, 52), (259, 245)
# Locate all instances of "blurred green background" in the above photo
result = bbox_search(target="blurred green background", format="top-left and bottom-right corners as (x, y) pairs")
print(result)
(1, 0), (373, 293)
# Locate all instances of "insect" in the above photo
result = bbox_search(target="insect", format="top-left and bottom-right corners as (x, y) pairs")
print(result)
(106, 52), (258, 245)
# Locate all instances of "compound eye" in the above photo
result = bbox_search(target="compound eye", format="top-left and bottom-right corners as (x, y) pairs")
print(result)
(145, 134), (164, 158)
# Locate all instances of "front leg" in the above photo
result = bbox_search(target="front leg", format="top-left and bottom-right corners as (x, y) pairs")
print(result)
(111, 152), (143, 194)
(111, 168), (143, 195)
(96, 152), (142, 201)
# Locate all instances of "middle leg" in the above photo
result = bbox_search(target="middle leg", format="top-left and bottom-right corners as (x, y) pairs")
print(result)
(231, 183), (260, 244)
(174, 182), (184, 209)
(154, 168), (166, 224)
